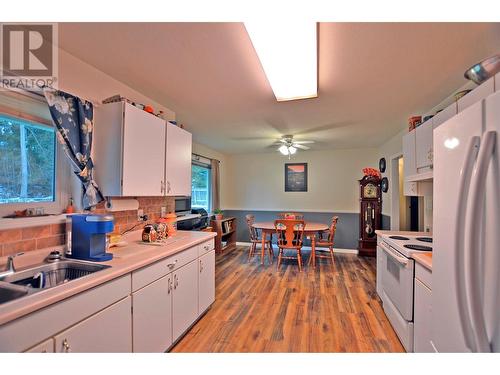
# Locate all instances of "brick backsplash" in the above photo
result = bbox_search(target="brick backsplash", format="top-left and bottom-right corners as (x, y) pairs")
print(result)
(0, 196), (175, 257)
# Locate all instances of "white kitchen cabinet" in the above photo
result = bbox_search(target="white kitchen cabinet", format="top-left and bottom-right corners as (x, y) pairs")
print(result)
(165, 123), (192, 196)
(172, 260), (199, 342)
(198, 250), (215, 314)
(414, 278), (433, 352)
(24, 338), (54, 353)
(54, 297), (132, 353)
(415, 120), (433, 170)
(402, 131), (416, 178)
(496, 72), (500, 92)
(133, 275), (173, 352)
(457, 77), (494, 113)
(432, 102), (456, 128)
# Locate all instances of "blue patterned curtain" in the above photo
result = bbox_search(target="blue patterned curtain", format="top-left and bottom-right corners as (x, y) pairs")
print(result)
(43, 87), (104, 209)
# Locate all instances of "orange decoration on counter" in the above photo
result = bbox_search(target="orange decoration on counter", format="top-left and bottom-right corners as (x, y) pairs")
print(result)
(165, 213), (177, 236)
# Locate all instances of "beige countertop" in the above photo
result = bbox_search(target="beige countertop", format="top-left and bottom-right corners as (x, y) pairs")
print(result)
(413, 253), (432, 271)
(0, 230), (216, 326)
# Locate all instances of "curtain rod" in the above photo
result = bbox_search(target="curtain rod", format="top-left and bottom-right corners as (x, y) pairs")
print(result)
(192, 152), (220, 163)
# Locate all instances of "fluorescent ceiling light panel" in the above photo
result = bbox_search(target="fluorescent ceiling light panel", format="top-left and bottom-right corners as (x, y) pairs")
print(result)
(245, 21), (317, 101)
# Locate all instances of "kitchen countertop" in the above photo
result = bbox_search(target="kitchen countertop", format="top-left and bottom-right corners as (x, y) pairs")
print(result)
(376, 230), (431, 237)
(412, 253), (432, 271)
(0, 230), (216, 326)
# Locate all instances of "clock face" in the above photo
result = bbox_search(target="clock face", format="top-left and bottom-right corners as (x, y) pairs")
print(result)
(364, 183), (378, 198)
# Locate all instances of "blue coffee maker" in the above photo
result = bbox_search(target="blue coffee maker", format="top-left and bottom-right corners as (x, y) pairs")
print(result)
(68, 214), (114, 262)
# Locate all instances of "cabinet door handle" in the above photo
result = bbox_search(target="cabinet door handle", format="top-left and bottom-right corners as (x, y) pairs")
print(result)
(62, 339), (71, 353)
(173, 274), (178, 289)
(167, 277), (171, 294)
(167, 181), (171, 193)
(203, 244), (210, 251)
(199, 259), (203, 273)
(167, 260), (177, 269)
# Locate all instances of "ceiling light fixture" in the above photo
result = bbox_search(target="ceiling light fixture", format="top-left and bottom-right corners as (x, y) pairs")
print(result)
(278, 144), (297, 159)
(244, 21), (318, 102)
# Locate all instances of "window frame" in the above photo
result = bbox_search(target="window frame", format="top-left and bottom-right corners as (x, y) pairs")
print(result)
(0, 98), (70, 218)
(191, 155), (212, 213)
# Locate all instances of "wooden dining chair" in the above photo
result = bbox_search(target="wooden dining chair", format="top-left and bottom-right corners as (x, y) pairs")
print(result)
(246, 214), (273, 262)
(277, 212), (304, 220)
(274, 219), (306, 271)
(309, 216), (339, 266)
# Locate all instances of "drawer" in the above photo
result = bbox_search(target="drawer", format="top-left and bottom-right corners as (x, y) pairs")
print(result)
(198, 238), (215, 257)
(415, 262), (432, 290)
(382, 291), (414, 352)
(132, 245), (199, 291)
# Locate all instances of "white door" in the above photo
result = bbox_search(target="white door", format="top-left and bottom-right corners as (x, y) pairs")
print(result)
(122, 103), (166, 196)
(132, 275), (173, 352)
(172, 260), (199, 342)
(432, 99), (483, 352)
(414, 279), (433, 353)
(198, 250), (215, 314)
(482, 91), (500, 352)
(54, 297), (132, 353)
(165, 123), (192, 196)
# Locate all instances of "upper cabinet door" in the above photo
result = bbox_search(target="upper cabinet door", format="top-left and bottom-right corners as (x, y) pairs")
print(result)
(415, 121), (433, 170)
(122, 104), (166, 196)
(165, 123), (192, 196)
(402, 130), (416, 178)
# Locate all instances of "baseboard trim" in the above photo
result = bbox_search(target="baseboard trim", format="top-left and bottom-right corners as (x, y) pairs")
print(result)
(235, 242), (359, 255)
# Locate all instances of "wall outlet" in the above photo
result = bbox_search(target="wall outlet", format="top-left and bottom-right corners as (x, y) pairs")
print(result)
(160, 206), (167, 218)
(137, 209), (144, 222)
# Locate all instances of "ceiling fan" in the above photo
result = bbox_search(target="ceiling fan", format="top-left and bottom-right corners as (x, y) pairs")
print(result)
(272, 135), (315, 158)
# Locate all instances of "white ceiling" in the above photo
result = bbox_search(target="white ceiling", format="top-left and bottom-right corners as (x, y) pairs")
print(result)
(58, 22), (500, 154)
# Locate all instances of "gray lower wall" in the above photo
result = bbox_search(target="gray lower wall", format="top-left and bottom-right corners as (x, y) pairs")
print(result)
(222, 211), (392, 250)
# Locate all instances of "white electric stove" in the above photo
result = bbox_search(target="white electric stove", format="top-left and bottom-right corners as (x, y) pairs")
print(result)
(376, 232), (432, 352)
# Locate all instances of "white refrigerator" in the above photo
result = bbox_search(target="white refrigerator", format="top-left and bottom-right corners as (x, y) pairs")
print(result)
(432, 89), (500, 352)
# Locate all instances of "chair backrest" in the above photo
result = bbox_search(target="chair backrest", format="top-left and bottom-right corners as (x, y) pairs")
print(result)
(277, 212), (304, 220)
(274, 219), (306, 248)
(327, 216), (339, 243)
(245, 214), (258, 241)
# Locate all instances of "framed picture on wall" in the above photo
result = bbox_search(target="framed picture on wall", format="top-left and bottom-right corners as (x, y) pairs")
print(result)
(285, 163), (308, 192)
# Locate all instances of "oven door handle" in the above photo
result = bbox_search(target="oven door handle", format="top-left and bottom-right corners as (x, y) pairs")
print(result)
(380, 242), (408, 266)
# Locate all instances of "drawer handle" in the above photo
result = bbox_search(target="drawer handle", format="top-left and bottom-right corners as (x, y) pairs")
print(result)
(167, 260), (178, 269)
(167, 277), (172, 294)
(203, 245), (210, 251)
(174, 274), (178, 289)
(62, 339), (71, 353)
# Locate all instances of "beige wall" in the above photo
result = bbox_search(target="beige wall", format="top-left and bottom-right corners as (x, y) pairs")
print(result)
(223, 148), (379, 213)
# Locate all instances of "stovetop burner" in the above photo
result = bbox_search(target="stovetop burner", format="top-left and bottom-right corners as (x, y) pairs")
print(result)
(416, 237), (433, 243)
(404, 244), (432, 251)
(389, 235), (410, 240)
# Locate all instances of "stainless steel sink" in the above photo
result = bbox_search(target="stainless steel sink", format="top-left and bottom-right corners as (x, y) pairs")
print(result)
(0, 259), (110, 304)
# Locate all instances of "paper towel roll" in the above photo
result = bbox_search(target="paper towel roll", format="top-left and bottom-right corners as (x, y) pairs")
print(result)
(105, 198), (139, 212)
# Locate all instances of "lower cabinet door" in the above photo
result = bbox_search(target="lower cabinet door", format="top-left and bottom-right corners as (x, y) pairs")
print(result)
(414, 278), (433, 352)
(54, 297), (132, 353)
(198, 250), (215, 314)
(24, 338), (54, 353)
(172, 260), (199, 342)
(132, 275), (173, 352)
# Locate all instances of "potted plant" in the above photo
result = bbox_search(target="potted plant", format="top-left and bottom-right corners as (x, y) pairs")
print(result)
(213, 208), (224, 220)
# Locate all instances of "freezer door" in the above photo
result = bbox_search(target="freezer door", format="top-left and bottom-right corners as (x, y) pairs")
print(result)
(483, 91), (500, 352)
(432, 99), (483, 352)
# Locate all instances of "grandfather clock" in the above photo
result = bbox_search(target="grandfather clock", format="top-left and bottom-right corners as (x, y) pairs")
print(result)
(358, 175), (382, 257)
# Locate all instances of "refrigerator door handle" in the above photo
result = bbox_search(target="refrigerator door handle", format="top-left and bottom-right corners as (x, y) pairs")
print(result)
(454, 135), (480, 352)
(465, 130), (496, 353)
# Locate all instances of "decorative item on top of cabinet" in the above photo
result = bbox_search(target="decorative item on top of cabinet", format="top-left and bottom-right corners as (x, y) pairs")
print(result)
(358, 175), (382, 257)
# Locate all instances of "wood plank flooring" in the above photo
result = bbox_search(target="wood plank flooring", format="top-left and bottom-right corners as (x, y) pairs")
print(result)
(171, 246), (404, 353)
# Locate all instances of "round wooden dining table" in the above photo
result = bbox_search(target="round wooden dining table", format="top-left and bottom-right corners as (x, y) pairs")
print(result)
(251, 221), (329, 267)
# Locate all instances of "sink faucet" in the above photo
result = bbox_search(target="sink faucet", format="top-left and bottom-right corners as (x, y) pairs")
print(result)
(0, 252), (24, 278)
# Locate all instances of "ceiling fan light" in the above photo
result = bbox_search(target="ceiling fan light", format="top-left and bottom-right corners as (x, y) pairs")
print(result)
(279, 145), (289, 155)
(288, 146), (297, 154)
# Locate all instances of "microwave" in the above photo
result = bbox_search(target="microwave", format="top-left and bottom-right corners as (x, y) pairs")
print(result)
(175, 196), (192, 216)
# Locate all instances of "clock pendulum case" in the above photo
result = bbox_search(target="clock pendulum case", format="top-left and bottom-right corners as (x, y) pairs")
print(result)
(358, 175), (382, 257)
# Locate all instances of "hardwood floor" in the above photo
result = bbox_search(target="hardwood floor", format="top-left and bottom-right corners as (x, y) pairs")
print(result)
(171, 246), (404, 353)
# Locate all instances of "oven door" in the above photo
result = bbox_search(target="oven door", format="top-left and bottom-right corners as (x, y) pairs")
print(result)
(379, 240), (415, 321)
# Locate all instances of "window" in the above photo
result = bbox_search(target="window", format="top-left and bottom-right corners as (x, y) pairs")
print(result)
(0, 90), (69, 218)
(191, 158), (211, 212)
(0, 114), (56, 204)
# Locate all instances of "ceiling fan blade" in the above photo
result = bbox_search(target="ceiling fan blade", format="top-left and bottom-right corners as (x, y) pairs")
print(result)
(293, 140), (315, 144)
(294, 144), (310, 150)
